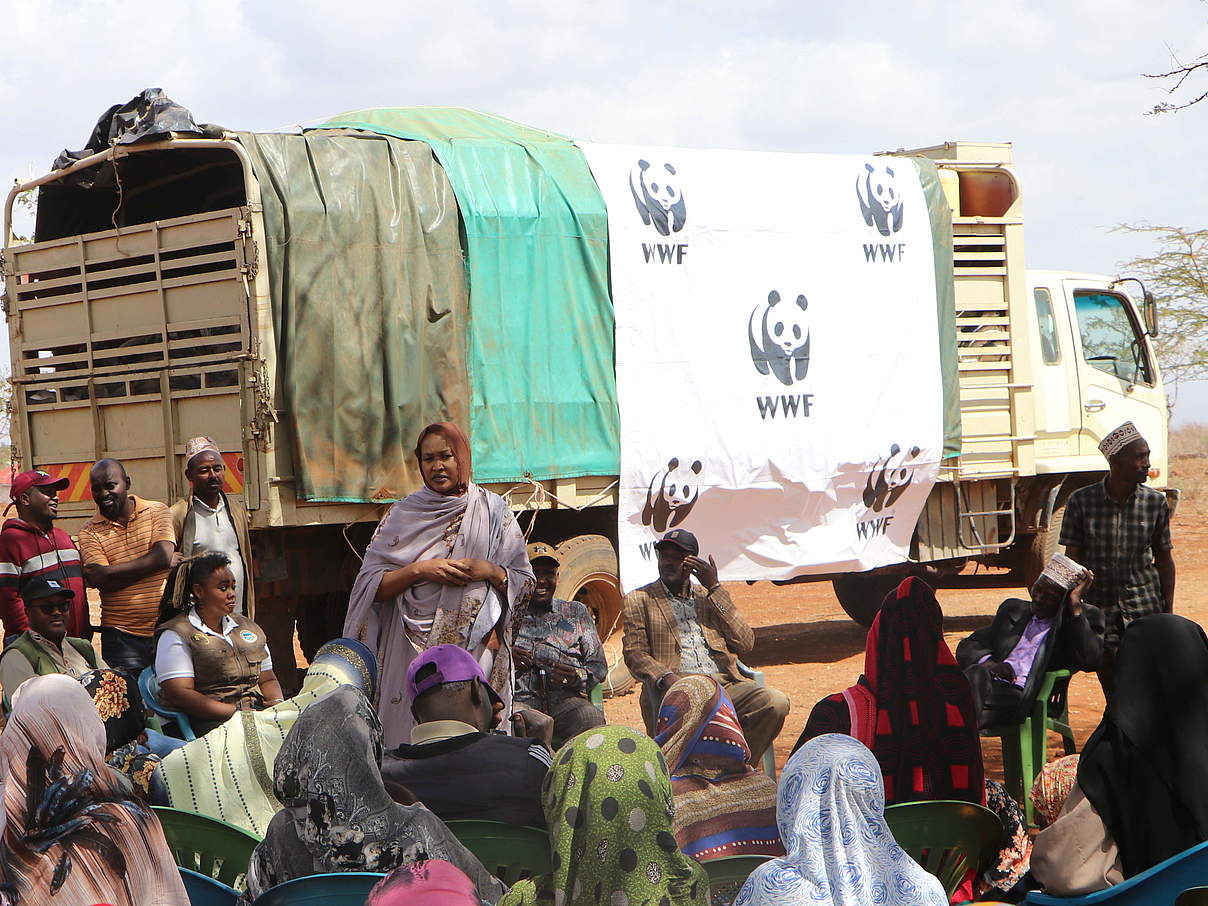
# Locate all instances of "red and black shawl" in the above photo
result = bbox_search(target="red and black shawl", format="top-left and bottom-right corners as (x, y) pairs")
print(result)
(796, 577), (984, 806)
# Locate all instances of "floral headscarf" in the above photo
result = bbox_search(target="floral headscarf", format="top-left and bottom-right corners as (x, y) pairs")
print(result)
(500, 726), (709, 906)
(736, 734), (946, 906)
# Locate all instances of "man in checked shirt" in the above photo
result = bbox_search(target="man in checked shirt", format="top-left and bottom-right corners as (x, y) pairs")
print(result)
(1060, 421), (1175, 695)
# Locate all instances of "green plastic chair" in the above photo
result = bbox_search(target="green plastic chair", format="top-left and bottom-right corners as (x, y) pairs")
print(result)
(152, 805), (262, 891)
(1176, 886), (1208, 906)
(446, 819), (552, 885)
(702, 854), (773, 891)
(590, 681), (604, 710)
(981, 669), (1076, 826)
(884, 800), (1003, 900)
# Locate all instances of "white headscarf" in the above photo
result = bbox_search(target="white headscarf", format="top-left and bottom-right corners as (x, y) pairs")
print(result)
(736, 734), (946, 906)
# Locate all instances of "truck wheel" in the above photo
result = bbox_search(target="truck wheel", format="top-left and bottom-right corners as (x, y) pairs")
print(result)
(1017, 504), (1066, 588)
(554, 534), (634, 697)
(831, 571), (903, 627)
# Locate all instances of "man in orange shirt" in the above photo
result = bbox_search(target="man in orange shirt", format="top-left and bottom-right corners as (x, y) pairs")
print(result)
(78, 459), (179, 672)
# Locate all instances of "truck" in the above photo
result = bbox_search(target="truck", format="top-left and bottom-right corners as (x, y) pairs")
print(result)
(1, 107), (1173, 696)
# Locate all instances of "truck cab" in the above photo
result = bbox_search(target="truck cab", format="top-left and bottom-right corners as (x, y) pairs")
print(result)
(1025, 270), (1168, 485)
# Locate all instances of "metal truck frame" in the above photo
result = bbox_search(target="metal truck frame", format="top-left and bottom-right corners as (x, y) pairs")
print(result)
(2, 133), (1172, 694)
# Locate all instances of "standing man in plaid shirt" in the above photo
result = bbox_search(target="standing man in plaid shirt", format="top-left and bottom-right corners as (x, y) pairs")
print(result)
(1060, 421), (1175, 694)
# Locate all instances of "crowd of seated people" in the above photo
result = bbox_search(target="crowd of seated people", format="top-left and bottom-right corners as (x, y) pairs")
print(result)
(0, 419), (1197, 906)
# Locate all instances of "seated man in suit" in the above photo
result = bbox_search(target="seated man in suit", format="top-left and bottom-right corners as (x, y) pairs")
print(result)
(622, 529), (788, 764)
(957, 553), (1105, 729)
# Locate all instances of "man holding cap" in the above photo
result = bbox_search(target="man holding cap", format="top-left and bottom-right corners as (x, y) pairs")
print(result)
(513, 542), (608, 748)
(0, 469), (88, 642)
(1059, 421), (1175, 692)
(622, 529), (789, 763)
(380, 644), (552, 827)
(957, 552), (1105, 729)
(0, 576), (103, 708)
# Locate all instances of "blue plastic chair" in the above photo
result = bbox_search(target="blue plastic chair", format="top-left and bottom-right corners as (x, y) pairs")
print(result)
(180, 867), (239, 905)
(1024, 838), (1208, 905)
(251, 872), (386, 905)
(138, 666), (196, 741)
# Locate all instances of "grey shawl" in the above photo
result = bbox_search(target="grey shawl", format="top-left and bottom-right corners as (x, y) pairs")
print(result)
(342, 482), (534, 747)
(241, 687), (504, 904)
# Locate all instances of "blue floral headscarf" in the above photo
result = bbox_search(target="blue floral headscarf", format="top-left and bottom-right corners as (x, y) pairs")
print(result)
(736, 734), (946, 906)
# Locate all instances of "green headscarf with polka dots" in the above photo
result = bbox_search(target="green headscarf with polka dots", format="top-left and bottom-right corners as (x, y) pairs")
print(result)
(500, 725), (709, 906)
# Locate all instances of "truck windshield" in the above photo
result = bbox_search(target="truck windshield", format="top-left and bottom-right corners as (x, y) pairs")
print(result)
(1073, 291), (1152, 385)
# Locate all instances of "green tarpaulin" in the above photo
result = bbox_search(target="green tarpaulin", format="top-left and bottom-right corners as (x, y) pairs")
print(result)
(913, 157), (962, 459)
(239, 131), (470, 502)
(317, 108), (622, 485)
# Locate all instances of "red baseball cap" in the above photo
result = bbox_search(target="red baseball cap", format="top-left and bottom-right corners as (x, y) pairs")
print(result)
(6, 470), (70, 514)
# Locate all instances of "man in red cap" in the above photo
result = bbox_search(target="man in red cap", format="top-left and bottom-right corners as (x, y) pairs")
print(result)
(0, 470), (88, 642)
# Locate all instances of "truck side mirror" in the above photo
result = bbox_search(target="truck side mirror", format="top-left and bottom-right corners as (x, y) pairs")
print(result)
(1144, 289), (1159, 338)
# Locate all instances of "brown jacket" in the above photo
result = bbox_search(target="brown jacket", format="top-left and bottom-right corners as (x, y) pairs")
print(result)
(622, 580), (754, 684)
(169, 493), (255, 618)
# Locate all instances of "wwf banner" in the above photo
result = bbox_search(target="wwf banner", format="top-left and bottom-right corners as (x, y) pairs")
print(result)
(577, 142), (946, 591)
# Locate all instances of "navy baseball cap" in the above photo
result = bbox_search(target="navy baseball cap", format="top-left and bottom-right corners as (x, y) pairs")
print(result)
(655, 529), (699, 556)
(406, 644), (503, 706)
(22, 576), (75, 602)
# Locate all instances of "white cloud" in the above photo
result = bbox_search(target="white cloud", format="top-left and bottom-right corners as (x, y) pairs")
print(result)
(2, 0), (1206, 411)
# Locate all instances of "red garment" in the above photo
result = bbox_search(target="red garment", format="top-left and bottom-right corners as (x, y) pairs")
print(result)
(799, 577), (984, 808)
(865, 577), (984, 805)
(0, 518), (89, 637)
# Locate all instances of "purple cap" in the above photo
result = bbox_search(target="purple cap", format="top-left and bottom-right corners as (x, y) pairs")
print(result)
(406, 644), (503, 705)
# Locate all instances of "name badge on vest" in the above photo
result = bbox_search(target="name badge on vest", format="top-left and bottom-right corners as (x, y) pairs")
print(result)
(239, 630), (257, 644)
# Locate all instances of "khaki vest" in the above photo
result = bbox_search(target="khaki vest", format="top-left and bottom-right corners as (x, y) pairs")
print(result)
(158, 611), (267, 707)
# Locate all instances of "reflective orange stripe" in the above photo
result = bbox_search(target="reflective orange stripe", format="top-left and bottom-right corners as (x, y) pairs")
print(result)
(38, 462), (92, 503)
(222, 452), (245, 494)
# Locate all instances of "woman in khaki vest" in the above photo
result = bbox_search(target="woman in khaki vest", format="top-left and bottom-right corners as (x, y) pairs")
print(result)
(154, 552), (283, 736)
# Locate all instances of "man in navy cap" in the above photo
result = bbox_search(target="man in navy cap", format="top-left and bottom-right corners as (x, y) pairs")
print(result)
(380, 644), (553, 827)
(622, 529), (789, 763)
(0, 576), (103, 708)
(0, 470), (88, 643)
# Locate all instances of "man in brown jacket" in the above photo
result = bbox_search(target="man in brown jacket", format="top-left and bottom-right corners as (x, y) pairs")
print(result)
(622, 529), (789, 762)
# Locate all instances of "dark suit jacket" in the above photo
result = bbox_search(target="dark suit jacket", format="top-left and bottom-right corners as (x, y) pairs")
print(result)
(957, 597), (1105, 720)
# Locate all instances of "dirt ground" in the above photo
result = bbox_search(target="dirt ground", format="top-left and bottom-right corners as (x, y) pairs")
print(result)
(599, 454), (1208, 784)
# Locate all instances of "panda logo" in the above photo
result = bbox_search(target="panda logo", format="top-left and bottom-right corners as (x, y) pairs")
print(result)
(863, 444), (922, 512)
(641, 457), (703, 532)
(856, 162), (904, 236)
(630, 159), (686, 236)
(748, 290), (810, 387)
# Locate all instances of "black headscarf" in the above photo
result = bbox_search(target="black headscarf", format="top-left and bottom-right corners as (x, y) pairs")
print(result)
(1078, 613), (1208, 877)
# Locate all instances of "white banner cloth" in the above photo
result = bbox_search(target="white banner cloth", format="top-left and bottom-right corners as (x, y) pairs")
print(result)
(577, 143), (946, 592)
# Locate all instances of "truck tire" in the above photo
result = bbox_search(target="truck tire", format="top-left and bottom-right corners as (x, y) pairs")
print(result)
(1017, 504), (1066, 588)
(831, 571), (904, 627)
(554, 534), (634, 697)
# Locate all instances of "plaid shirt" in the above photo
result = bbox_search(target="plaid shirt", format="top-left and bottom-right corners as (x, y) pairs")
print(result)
(513, 598), (607, 704)
(1059, 479), (1172, 641)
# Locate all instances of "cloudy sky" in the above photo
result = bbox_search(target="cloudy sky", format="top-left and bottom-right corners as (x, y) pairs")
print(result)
(3, 0), (1207, 420)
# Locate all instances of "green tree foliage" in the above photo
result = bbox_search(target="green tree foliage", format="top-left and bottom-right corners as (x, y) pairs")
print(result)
(1116, 225), (1208, 388)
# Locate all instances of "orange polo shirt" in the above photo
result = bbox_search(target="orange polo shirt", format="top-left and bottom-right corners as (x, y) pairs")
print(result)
(78, 495), (176, 636)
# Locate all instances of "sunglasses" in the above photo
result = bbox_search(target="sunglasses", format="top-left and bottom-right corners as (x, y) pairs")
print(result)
(33, 600), (71, 614)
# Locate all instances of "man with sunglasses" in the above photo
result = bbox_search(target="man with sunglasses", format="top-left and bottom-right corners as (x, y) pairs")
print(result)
(0, 576), (103, 708)
(0, 470), (88, 642)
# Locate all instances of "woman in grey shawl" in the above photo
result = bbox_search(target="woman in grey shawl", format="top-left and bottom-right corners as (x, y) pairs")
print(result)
(241, 686), (505, 904)
(343, 422), (534, 747)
